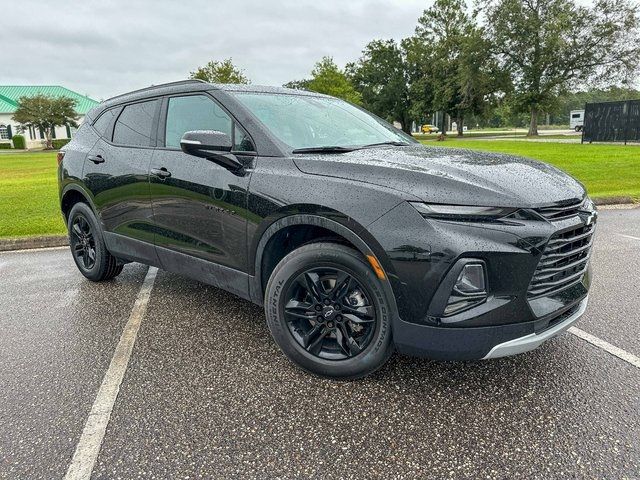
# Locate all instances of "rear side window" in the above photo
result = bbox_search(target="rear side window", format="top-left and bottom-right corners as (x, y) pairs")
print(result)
(92, 108), (118, 138)
(113, 100), (159, 147)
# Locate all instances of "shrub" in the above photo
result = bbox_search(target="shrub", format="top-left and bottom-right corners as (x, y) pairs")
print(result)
(0, 142), (11, 149)
(52, 139), (71, 149)
(12, 135), (26, 149)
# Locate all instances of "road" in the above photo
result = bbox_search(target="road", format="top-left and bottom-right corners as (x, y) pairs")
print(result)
(0, 208), (639, 479)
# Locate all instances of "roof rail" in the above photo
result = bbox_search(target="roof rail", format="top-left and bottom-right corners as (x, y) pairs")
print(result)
(103, 79), (208, 103)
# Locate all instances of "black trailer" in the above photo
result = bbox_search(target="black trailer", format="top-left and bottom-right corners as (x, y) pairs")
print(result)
(582, 99), (640, 144)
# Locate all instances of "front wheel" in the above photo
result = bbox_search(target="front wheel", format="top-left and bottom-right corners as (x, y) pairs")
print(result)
(67, 202), (123, 282)
(265, 243), (393, 379)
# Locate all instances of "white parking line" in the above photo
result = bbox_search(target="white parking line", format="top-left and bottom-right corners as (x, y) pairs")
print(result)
(64, 266), (158, 480)
(569, 327), (640, 369)
(617, 233), (640, 242)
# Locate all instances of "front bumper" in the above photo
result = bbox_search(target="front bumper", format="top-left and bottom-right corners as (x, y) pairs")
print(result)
(368, 200), (596, 360)
(482, 295), (587, 359)
(393, 294), (588, 361)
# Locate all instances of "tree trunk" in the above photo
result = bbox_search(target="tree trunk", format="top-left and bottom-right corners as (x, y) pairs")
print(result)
(45, 130), (53, 149)
(401, 116), (412, 135)
(528, 108), (539, 136)
(457, 114), (464, 137)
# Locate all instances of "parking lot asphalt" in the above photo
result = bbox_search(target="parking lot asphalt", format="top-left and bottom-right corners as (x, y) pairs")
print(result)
(1, 208), (639, 479)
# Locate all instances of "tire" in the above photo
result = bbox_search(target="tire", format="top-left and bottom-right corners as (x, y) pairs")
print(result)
(265, 243), (394, 379)
(67, 202), (123, 282)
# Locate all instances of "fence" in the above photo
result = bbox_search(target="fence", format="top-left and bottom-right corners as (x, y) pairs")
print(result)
(582, 100), (640, 144)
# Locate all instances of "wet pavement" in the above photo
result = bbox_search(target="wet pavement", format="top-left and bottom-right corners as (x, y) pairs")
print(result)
(0, 209), (639, 479)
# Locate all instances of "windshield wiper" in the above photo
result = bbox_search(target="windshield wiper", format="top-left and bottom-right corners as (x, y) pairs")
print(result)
(292, 146), (357, 154)
(292, 141), (411, 154)
(360, 141), (412, 148)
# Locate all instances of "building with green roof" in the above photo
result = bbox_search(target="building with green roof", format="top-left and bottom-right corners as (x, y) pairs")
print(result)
(0, 85), (99, 148)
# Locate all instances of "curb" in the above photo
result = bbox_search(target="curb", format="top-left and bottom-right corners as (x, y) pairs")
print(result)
(593, 196), (637, 206)
(0, 235), (68, 252)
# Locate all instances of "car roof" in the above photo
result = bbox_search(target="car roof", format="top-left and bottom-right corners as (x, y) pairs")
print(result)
(88, 80), (328, 121)
(103, 80), (326, 106)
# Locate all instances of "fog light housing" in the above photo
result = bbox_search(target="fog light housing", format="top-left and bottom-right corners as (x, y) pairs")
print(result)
(454, 264), (485, 294)
(444, 262), (487, 316)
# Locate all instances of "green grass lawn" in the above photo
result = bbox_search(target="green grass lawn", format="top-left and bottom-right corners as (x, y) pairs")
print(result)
(0, 143), (638, 239)
(0, 152), (66, 238)
(420, 139), (640, 200)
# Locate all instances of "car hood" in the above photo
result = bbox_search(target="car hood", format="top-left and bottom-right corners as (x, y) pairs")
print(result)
(292, 145), (585, 208)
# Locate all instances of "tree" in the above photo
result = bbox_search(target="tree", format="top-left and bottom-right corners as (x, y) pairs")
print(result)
(284, 57), (362, 104)
(12, 95), (78, 149)
(190, 58), (250, 84)
(409, 0), (503, 136)
(283, 79), (311, 90)
(482, 0), (640, 135)
(308, 57), (362, 104)
(347, 40), (413, 133)
(402, 36), (435, 129)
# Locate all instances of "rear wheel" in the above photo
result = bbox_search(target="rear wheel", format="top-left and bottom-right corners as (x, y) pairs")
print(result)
(68, 202), (123, 281)
(265, 243), (393, 379)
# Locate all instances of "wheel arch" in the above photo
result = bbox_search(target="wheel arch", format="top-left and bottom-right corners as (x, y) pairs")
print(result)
(249, 213), (399, 321)
(60, 184), (100, 224)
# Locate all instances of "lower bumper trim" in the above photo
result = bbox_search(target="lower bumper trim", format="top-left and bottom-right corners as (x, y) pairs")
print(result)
(482, 296), (589, 359)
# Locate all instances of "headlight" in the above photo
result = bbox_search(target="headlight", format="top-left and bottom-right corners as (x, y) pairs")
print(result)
(409, 202), (517, 221)
(582, 196), (596, 212)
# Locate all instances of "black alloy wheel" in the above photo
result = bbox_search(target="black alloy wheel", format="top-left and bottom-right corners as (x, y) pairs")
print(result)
(67, 202), (124, 282)
(265, 243), (394, 379)
(70, 214), (97, 270)
(284, 267), (377, 360)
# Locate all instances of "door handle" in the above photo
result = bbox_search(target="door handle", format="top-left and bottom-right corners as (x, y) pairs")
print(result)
(151, 167), (172, 179)
(88, 155), (105, 164)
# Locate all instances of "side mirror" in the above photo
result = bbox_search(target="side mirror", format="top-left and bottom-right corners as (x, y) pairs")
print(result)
(180, 130), (232, 155)
(180, 130), (244, 171)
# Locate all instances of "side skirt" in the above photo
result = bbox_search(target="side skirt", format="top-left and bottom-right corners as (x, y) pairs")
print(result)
(104, 232), (255, 303)
(154, 244), (254, 303)
(104, 232), (162, 268)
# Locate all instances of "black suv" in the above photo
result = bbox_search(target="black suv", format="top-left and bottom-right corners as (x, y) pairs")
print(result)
(58, 80), (596, 378)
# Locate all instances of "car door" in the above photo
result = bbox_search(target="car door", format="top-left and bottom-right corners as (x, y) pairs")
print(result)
(149, 93), (256, 287)
(83, 99), (161, 265)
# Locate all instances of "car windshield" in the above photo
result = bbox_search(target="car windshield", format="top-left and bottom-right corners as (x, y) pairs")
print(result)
(231, 92), (415, 151)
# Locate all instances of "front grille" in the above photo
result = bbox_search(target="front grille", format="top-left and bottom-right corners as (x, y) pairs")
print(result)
(528, 220), (595, 298)
(534, 198), (586, 221)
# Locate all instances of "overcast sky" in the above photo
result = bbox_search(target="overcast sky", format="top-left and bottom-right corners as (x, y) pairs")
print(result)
(1, 0), (431, 100)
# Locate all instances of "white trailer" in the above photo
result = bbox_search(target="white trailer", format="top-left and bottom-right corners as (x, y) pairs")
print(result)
(570, 110), (585, 131)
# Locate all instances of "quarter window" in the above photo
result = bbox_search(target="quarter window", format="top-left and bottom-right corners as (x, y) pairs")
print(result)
(93, 108), (118, 138)
(233, 125), (254, 151)
(165, 95), (253, 151)
(113, 100), (159, 147)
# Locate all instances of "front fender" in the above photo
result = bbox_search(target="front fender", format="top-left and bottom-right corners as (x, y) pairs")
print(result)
(249, 213), (400, 325)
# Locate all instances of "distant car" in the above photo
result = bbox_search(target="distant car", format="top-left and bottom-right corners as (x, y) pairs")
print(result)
(570, 110), (585, 131)
(421, 124), (439, 133)
(58, 80), (596, 379)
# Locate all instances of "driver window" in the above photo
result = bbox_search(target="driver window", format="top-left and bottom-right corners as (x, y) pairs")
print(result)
(165, 95), (232, 148)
